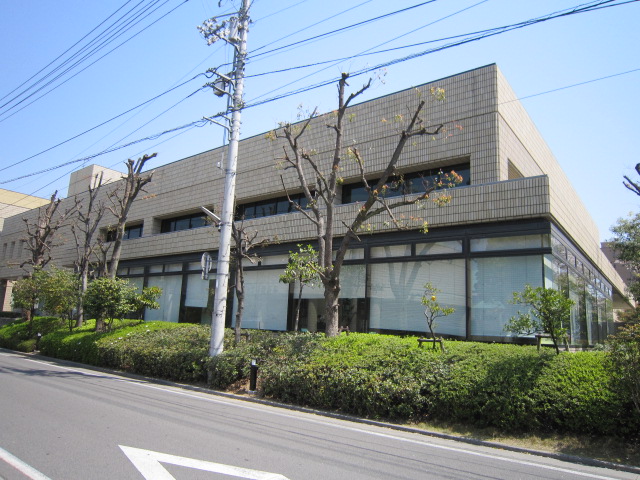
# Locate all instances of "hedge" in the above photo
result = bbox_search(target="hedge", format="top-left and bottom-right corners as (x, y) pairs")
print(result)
(2, 320), (638, 438)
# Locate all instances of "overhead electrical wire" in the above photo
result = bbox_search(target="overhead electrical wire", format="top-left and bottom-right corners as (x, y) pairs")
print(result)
(248, 0), (440, 61)
(0, 73), (207, 173)
(0, 0), (190, 122)
(0, 0), (134, 104)
(244, 0), (638, 106)
(2, 0), (637, 196)
(247, 0), (488, 103)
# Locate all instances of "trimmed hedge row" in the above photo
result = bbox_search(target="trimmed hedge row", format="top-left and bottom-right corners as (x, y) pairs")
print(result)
(2, 320), (638, 438)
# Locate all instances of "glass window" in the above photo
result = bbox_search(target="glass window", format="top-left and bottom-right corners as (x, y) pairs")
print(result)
(145, 275), (182, 322)
(260, 254), (290, 266)
(296, 265), (366, 333)
(129, 266), (145, 275)
(471, 255), (542, 337)
(370, 244), (411, 258)
(185, 274), (211, 308)
(165, 263), (182, 272)
(370, 259), (466, 336)
(333, 248), (365, 261)
(149, 265), (163, 273)
(233, 269), (289, 330)
(416, 240), (462, 255)
(470, 234), (549, 252)
(161, 213), (207, 233)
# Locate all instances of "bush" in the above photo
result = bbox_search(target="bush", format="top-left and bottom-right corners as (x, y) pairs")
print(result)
(0, 316), (64, 352)
(0, 311), (22, 319)
(261, 334), (448, 420)
(530, 352), (631, 436)
(96, 323), (211, 382)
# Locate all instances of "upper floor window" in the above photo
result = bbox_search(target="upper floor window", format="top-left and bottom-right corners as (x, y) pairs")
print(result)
(237, 193), (309, 220)
(342, 163), (470, 204)
(105, 223), (143, 242)
(160, 213), (207, 233)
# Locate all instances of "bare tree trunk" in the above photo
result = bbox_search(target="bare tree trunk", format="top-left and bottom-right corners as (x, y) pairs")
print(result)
(295, 282), (304, 332)
(234, 256), (245, 345)
(324, 278), (340, 337)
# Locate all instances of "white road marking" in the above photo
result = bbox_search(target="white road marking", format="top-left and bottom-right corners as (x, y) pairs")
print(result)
(0, 446), (51, 480)
(17, 356), (626, 480)
(120, 445), (290, 480)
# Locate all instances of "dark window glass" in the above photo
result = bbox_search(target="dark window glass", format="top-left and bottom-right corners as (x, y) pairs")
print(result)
(161, 213), (208, 233)
(106, 223), (143, 241)
(342, 163), (470, 204)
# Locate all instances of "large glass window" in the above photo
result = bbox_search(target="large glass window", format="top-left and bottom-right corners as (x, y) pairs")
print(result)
(471, 255), (542, 337)
(184, 274), (214, 324)
(370, 259), (465, 336)
(234, 269), (289, 330)
(145, 275), (182, 322)
(295, 265), (366, 333)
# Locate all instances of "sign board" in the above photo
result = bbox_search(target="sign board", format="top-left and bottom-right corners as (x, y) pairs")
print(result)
(201, 253), (213, 280)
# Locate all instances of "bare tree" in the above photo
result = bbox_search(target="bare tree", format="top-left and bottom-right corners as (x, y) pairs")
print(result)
(624, 163), (640, 196)
(71, 172), (107, 327)
(273, 73), (461, 336)
(101, 153), (156, 278)
(21, 191), (79, 271)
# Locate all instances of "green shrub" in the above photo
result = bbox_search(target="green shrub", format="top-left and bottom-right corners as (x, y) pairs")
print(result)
(0, 316), (64, 351)
(432, 343), (553, 431)
(261, 334), (448, 420)
(530, 352), (632, 436)
(96, 323), (211, 382)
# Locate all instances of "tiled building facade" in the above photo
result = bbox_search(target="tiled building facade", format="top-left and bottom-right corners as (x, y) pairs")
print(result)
(0, 64), (627, 345)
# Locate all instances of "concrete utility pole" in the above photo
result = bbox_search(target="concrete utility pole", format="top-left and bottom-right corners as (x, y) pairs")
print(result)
(205, 0), (251, 356)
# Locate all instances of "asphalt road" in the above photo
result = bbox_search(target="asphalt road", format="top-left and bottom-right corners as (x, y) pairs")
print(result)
(0, 348), (637, 480)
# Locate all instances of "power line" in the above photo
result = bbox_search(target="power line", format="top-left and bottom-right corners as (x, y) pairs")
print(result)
(0, 0), (189, 122)
(245, 0), (637, 105)
(249, 0), (440, 60)
(0, 73), (206, 173)
(2, 0), (636, 195)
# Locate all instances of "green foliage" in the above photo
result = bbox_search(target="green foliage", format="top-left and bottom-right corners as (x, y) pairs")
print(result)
(531, 352), (633, 436)
(0, 316), (64, 352)
(280, 244), (320, 331)
(11, 272), (40, 312)
(4, 319), (637, 439)
(279, 244), (320, 286)
(96, 323), (210, 382)
(421, 283), (455, 347)
(129, 286), (163, 320)
(83, 277), (139, 331)
(504, 285), (573, 354)
(608, 323), (640, 415)
(261, 334), (449, 420)
(38, 267), (80, 331)
(610, 213), (640, 301)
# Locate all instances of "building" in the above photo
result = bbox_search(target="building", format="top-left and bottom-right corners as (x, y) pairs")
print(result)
(0, 189), (50, 311)
(0, 64), (628, 345)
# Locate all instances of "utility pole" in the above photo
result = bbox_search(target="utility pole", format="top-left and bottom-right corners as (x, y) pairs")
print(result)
(198, 0), (251, 356)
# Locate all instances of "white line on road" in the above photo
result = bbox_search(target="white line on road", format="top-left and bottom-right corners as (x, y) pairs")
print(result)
(19, 356), (625, 480)
(120, 445), (290, 480)
(0, 446), (51, 480)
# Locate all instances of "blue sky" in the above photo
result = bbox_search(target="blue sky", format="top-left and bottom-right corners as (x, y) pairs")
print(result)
(1, 0), (638, 241)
